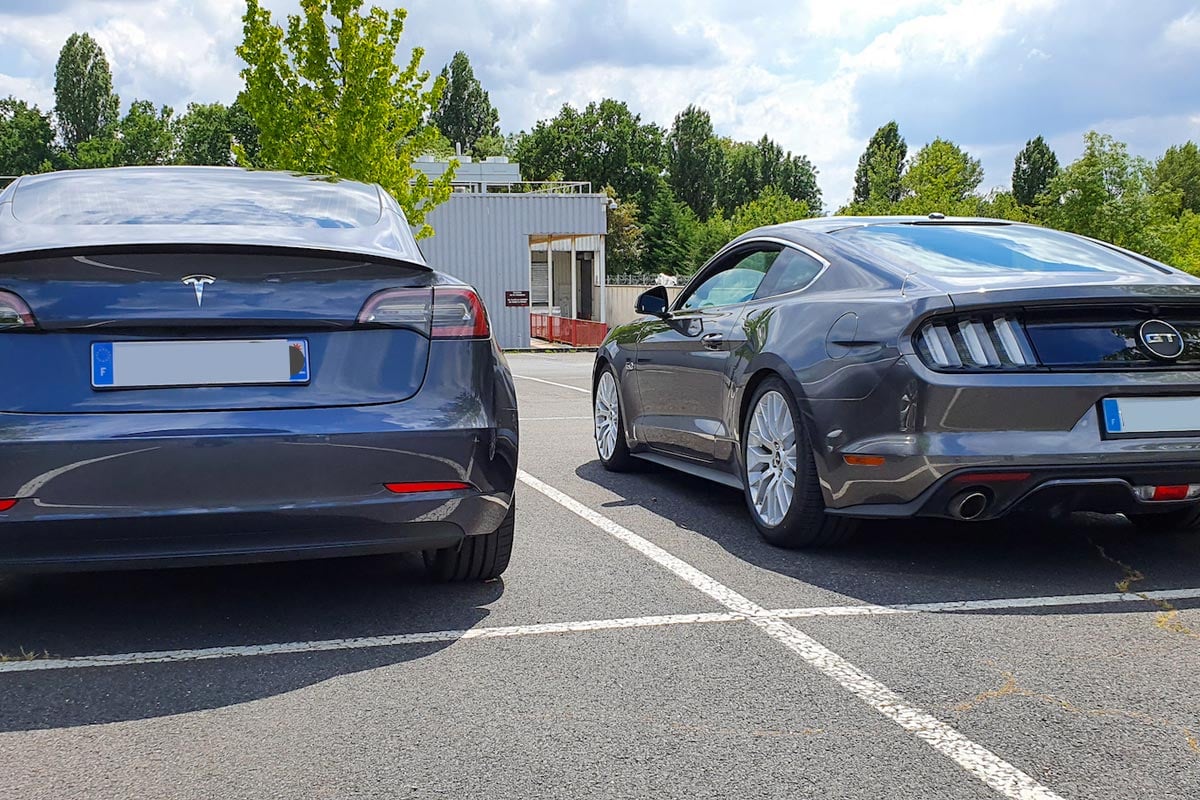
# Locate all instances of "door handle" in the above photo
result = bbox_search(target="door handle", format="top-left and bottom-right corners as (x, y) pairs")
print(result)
(701, 332), (725, 350)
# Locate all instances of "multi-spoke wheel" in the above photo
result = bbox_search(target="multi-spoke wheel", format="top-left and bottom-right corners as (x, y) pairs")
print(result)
(594, 365), (635, 471)
(741, 376), (856, 548)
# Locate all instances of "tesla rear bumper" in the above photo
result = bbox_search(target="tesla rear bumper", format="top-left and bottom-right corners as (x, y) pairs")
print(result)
(0, 399), (517, 572)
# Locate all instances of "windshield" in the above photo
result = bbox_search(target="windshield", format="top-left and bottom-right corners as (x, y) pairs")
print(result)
(832, 223), (1169, 277)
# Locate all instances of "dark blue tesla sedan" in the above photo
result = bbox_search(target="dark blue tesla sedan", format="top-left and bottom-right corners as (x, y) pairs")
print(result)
(0, 166), (518, 581)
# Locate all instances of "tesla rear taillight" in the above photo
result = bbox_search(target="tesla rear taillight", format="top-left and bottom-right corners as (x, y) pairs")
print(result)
(357, 288), (432, 330)
(431, 286), (490, 339)
(0, 499), (18, 512)
(357, 286), (490, 339)
(385, 481), (472, 494)
(915, 314), (1036, 370)
(0, 291), (36, 330)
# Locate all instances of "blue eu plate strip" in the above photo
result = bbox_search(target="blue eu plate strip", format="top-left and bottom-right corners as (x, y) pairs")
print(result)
(287, 339), (309, 383)
(91, 342), (114, 386)
(1102, 398), (1122, 433)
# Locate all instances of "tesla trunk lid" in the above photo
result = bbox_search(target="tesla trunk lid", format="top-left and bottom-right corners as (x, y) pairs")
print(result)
(0, 249), (433, 412)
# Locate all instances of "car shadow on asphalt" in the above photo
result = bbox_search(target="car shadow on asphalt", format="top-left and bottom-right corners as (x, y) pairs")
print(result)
(574, 459), (1200, 610)
(0, 554), (502, 732)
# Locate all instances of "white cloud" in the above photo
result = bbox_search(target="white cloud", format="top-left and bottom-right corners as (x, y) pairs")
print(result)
(0, 0), (1196, 210)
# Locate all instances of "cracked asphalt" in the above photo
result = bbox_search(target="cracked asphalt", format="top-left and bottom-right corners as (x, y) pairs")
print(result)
(2, 351), (1199, 799)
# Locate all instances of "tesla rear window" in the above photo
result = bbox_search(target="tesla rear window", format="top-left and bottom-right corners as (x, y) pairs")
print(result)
(831, 223), (1168, 276)
(11, 170), (382, 228)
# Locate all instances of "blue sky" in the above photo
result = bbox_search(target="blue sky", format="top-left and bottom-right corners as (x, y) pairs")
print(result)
(0, 0), (1196, 209)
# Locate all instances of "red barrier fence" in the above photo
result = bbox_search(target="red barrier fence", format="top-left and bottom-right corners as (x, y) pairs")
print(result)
(530, 313), (609, 347)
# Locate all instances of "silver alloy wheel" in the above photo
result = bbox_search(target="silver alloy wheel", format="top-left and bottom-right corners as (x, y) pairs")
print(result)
(745, 390), (798, 526)
(595, 370), (620, 461)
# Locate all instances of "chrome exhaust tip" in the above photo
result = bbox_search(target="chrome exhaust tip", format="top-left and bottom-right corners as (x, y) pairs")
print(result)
(949, 490), (990, 521)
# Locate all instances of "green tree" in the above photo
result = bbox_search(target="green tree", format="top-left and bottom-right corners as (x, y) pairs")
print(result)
(1038, 131), (1173, 260)
(429, 51), (499, 157)
(0, 97), (54, 175)
(1012, 135), (1060, 206)
(1159, 210), (1200, 274)
(1152, 141), (1200, 215)
(238, 0), (453, 237)
(176, 102), (234, 165)
(118, 100), (174, 166)
(729, 186), (811, 233)
(73, 135), (122, 169)
(603, 186), (643, 276)
(899, 137), (983, 211)
(718, 135), (821, 215)
(516, 99), (665, 206)
(54, 32), (120, 154)
(853, 121), (906, 205)
(226, 97), (261, 165)
(640, 182), (697, 276)
(472, 133), (505, 159)
(666, 105), (724, 220)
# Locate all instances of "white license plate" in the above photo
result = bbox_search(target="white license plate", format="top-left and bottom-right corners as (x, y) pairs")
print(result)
(91, 339), (310, 389)
(1102, 397), (1200, 435)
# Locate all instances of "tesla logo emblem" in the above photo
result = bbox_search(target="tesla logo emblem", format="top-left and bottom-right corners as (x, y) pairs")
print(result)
(1138, 319), (1185, 360)
(181, 275), (215, 307)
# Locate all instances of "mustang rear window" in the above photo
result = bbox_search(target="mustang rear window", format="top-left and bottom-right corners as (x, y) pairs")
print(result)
(831, 223), (1169, 276)
(10, 170), (382, 228)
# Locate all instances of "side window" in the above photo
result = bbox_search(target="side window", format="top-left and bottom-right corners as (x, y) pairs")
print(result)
(679, 248), (780, 310)
(754, 248), (825, 300)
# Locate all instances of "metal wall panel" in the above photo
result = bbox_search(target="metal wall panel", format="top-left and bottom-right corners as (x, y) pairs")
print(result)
(420, 193), (608, 349)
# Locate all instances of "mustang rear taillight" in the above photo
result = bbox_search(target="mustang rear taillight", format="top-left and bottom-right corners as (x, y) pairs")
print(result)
(1134, 484), (1200, 502)
(357, 286), (490, 339)
(0, 499), (18, 512)
(385, 481), (472, 494)
(915, 314), (1037, 369)
(0, 291), (36, 330)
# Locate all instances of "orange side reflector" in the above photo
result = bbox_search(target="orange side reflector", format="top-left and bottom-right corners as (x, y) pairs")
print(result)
(843, 455), (885, 467)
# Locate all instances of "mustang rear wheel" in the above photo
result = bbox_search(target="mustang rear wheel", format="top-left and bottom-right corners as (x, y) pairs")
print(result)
(741, 377), (855, 548)
(424, 499), (515, 581)
(594, 365), (636, 471)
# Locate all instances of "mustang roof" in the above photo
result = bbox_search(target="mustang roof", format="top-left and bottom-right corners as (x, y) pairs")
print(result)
(0, 166), (427, 266)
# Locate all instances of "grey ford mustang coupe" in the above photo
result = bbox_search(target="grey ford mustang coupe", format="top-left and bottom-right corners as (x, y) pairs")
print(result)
(0, 167), (518, 580)
(594, 216), (1200, 547)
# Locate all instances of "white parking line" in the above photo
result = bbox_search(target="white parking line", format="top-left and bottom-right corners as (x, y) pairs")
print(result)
(511, 374), (590, 394)
(516, 469), (1065, 800)
(0, 612), (743, 673)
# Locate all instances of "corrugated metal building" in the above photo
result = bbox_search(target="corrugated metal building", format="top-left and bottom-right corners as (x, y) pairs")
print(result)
(416, 158), (609, 349)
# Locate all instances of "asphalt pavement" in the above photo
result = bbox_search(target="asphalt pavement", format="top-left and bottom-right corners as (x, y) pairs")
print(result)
(2, 351), (1199, 799)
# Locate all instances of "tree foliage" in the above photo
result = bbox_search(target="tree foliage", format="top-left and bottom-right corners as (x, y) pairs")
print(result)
(666, 105), (723, 221)
(1012, 135), (1059, 206)
(118, 100), (174, 166)
(176, 102), (236, 165)
(238, 0), (453, 237)
(515, 99), (664, 206)
(0, 97), (53, 175)
(54, 32), (120, 154)
(640, 181), (698, 275)
(1152, 141), (1200, 215)
(603, 186), (644, 276)
(852, 121), (906, 205)
(719, 135), (821, 215)
(899, 137), (983, 211)
(429, 50), (499, 158)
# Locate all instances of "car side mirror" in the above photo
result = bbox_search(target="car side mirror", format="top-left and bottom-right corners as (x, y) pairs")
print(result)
(635, 286), (670, 317)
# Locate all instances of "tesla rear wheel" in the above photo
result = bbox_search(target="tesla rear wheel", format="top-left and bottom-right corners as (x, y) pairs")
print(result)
(594, 366), (636, 471)
(742, 377), (855, 548)
(424, 499), (515, 582)
(1127, 505), (1200, 534)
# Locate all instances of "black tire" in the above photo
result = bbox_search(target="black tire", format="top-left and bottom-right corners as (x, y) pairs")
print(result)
(593, 364), (637, 471)
(424, 499), (515, 581)
(1127, 505), (1200, 534)
(741, 377), (856, 548)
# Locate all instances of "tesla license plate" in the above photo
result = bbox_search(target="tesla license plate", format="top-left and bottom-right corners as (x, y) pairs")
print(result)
(1102, 397), (1200, 436)
(91, 339), (310, 389)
